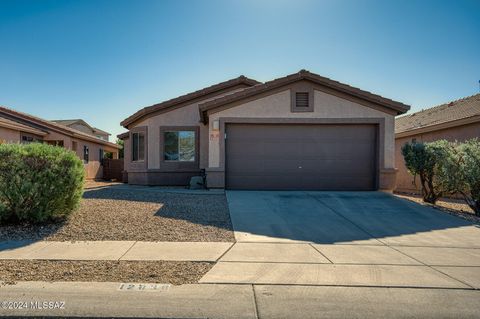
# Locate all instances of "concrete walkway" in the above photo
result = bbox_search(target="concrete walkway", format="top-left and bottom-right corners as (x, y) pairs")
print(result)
(0, 240), (233, 262)
(2, 240), (480, 289)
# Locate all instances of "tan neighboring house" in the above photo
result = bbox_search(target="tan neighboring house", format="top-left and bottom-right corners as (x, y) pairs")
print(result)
(51, 119), (111, 141)
(119, 70), (410, 191)
(395, 93), (480, 193)
(0, 106), (120, 180)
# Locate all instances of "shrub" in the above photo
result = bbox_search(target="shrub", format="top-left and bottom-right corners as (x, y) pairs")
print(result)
(0, 143), (84, 223)
(440, 139), (480, 215)
(401, 140), (452, 204)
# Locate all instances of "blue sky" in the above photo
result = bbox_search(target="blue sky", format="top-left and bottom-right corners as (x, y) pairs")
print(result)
(1, 0), (479, 139)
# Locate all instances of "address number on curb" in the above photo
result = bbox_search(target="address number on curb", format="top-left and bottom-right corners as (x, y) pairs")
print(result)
(118, 283), (171, 292)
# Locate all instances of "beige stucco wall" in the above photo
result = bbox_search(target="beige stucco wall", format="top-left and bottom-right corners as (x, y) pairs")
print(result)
(395, 121), (480, 193)
(208, 89), (395, 169)
(43, 131), (109, 180)
(0, 127), (21, 143)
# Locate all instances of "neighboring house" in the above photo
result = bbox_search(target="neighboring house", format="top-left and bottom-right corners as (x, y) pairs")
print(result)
(119, 70), (410, 191)
(51, 119), (111, 141)
(0, 106), (120, 180)
(395, 93), (480, 193)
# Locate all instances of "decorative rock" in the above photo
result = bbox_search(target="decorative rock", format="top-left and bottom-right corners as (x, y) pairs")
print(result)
(189, 176), (205, 189)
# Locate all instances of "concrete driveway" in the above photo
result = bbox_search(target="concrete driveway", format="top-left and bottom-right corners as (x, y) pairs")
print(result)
(225, 191), (479, 246)
(201, 191), (480, 291)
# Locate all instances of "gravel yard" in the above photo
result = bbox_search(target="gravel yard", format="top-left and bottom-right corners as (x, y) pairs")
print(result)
(0, 187), (234, 242)
(395, 193), (480, 224)
(0, 260), (213, 285)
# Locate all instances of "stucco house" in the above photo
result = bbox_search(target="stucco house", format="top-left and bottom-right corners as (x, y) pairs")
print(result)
(395, 93), (480, 193)
(0, 106), (120, 180)
(51, 119), (111, 141)
(119, 70), (410, 191)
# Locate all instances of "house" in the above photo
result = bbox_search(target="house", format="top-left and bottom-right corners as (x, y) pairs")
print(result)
(0, 106), (120, 180)
(51, 119), (111, 141)
(119, 70), (410, 190)
(395, 93), (480, 193)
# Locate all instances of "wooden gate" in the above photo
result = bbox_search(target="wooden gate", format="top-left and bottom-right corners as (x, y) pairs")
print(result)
(103, 159), (124, 181)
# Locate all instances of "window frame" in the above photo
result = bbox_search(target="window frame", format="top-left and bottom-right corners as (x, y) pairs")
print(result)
(160, 126), (199, 171)
(131, 132), (146, 162)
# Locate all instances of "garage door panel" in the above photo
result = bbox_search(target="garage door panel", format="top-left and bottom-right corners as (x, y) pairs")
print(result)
(225, 124), (377, 190)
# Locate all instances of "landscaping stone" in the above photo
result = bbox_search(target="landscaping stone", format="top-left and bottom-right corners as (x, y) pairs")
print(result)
(0, 260), (213, 285)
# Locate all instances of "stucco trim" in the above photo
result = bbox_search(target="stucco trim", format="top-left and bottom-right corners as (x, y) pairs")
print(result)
(159, 125), (200, 171)
(213, 117), (385, 189)
(395, 114), (480, 138)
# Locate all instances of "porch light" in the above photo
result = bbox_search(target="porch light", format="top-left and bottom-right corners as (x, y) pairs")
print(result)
(212, 119), (220, 131)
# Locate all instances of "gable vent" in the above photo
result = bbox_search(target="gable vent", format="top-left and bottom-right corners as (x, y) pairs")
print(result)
(295, 92), (309, 108)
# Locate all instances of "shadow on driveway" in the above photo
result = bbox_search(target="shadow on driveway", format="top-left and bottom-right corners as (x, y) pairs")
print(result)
(226, 191), (480, 246)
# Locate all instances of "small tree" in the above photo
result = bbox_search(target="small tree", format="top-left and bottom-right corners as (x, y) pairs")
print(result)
(441, 139), (480, 215)
(401, 140), (451, 204)
(116, 139), (124, 159)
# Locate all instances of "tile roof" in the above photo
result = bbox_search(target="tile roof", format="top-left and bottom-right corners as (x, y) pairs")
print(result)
(395, 93), (480, 134)
(121, 75), (260, 127)
(52, 119), (111, 137)
(51, 119), (83, 126)
(0, 115), (47, 136)
(199, 70), (410, 123)
(0, 106), (120, 149)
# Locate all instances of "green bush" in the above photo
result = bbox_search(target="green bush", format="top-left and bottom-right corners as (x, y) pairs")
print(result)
(441, 139), (480, 215)
(0, 143), (84, 223)
(401, 140), (452, 204)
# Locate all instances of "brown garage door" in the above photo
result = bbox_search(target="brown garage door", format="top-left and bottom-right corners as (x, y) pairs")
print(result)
(225, 124), (377, 190)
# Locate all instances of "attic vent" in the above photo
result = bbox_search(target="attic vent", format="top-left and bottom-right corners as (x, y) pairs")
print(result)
(295, 92), (309, 108)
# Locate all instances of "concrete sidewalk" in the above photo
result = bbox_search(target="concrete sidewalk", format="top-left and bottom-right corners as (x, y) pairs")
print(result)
(2, 240), (480, 289)
(0, 281), (479, 318)
(0, 240), (233, 262)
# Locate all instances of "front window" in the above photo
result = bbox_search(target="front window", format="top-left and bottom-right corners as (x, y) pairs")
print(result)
(21, 133), (42, 144)
(164, 131), (195, 162)
(132, 132), (145, 162)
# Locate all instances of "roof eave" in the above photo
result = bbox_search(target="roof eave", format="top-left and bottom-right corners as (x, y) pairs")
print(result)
(199, 71), (410, 123)
(121, 76), (260, 128)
